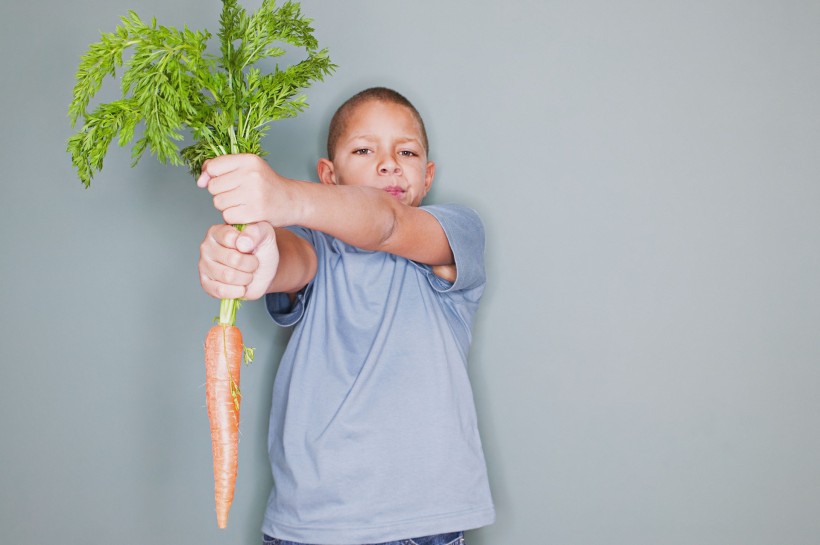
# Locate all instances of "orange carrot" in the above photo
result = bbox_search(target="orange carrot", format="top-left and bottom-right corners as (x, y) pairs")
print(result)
(204, 322), (243, 529)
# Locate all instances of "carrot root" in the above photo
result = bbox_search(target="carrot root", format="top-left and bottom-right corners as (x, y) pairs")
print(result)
(205, 323), (243, 529)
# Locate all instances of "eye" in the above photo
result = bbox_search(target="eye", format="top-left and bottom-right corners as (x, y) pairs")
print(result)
(398, 150), (418, 157)
(353, 148), (371, 155)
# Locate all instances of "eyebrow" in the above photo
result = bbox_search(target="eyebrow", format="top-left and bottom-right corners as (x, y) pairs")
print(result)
(346, 134), (422, 145)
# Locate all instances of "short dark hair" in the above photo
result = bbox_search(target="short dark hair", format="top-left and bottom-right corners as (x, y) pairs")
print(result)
(326, 87), (429, 160)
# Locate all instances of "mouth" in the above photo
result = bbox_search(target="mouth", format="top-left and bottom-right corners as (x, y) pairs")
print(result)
(383, 186), (406, 199)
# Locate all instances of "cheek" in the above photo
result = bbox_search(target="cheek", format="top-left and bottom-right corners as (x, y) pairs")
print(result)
(409, 166), (429, 188)
(336, 165), (367, 186)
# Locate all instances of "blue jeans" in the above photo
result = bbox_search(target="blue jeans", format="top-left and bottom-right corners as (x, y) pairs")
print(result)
(262, 531), (465, 545)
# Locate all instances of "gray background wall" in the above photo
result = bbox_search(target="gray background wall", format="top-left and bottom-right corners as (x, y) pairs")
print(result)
(1, 1), (819, 544)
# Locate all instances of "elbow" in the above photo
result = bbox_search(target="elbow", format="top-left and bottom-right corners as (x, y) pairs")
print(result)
(379, 210), (400, 249)
(373, 194), (402, 251)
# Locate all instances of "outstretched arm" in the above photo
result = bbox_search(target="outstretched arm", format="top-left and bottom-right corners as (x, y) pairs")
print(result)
(196, 154), (455, 280)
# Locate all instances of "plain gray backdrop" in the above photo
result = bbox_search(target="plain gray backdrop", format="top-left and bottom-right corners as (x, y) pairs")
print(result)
(2, 1), (819, 544)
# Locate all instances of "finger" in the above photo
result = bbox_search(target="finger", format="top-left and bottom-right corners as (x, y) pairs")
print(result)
(196, 156), (232, 189)
(199, 248), (257, 288)
(201, 227), (258, 273)
(206, 245), (258, 274)
(201, 245), (256, 274)
(206, 224), (240, 249)
(235, 222), (275, 254)
(199, 275), (247, 300)
(197, 156), (238, 192)
(212, 190), (244, 214)
(235, 233), (255, 254)
(209, 260), (255, 286)
(206, 169), (246, 198)
(195, 166), (212, 188)
(198, 154), (261, 188)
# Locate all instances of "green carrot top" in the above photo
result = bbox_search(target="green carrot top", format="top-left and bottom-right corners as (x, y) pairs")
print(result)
(67, 0), (336, 187)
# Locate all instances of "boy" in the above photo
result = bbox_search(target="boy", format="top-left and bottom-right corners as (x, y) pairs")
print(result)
(197, 88), (494, 545)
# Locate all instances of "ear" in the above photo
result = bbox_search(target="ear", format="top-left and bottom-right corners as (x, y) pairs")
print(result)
(317, 158), (337, 185)
(423, 160), (436, 196)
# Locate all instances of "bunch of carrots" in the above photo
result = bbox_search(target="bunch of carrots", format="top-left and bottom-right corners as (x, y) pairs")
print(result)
(66, 0), (334, 528)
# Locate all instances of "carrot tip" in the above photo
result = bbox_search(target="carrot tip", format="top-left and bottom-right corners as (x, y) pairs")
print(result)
(216, 509), (229, 529)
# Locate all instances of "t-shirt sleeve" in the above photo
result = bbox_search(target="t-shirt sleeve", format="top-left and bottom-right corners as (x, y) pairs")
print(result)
(265, 226), (315, 327)
(420, 204), (486, 293)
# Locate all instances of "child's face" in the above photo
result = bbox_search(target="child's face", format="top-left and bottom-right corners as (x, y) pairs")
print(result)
(319, 100), (435, 207)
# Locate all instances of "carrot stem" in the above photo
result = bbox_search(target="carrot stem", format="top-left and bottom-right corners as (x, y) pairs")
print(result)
(218, 298), (239, 326)
(216, 223), (247, 327)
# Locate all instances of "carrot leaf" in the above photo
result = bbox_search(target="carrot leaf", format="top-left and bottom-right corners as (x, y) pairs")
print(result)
(67, 0), (336, 187)
(243, 346), (255, 366)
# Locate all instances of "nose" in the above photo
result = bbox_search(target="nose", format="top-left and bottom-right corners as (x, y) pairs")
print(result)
(378, 154), (401, 175)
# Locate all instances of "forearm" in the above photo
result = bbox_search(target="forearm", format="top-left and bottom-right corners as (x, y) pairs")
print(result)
(266, 227), (317, 295)
(279, 180), (453, 266)
(282, 181), (398, 251)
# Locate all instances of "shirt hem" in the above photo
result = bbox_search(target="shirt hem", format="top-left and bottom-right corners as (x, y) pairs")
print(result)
(262, 505), (495, 544)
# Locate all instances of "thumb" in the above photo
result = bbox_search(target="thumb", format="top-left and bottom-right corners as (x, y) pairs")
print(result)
(235, 222), (274, 254)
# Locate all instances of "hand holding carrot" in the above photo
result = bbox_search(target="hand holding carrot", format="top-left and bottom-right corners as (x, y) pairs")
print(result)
(197, 154), (298, 227)
(199, 222), (281, 301)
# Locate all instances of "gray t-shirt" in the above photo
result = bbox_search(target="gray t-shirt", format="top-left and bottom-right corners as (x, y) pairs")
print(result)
(262, 204), (495, 543)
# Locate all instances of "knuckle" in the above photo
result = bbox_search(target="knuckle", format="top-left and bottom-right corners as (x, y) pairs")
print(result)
(227, 252), (244, 270)
(215, 285), (231, 299)
(221, 267), (238, 285)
